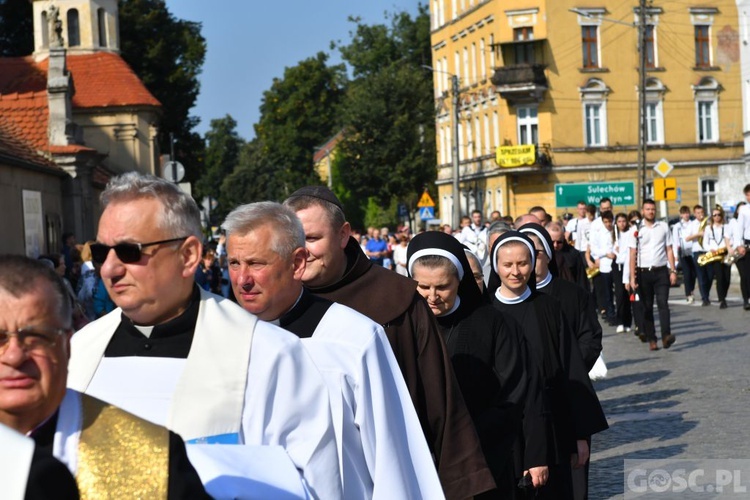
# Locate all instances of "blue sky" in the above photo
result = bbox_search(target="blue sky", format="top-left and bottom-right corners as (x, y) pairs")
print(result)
(165, 1), (422, 140)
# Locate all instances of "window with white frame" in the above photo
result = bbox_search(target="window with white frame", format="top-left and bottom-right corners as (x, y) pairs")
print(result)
(584, 103), (605, 147)
(455, 51), (461, 81)
(471, 43), (477, 84)
(692, 76), (720, 144)
(463, 47), (469, 86)
(480, 38), (487, 80)
(517, 106), (538, 145)
(489, 34), (496, 69)
(645, 181), (654, 200)
(644, 78), (665, 145)
(492, 111), (500, 149)
(697, 100), (717, 143)
(483, 114), (490, 156)
(700, 178), (717, 209)
(466, 117), (474, 158)
(474, 116), (481, 157)
(579, 78), (609, 147)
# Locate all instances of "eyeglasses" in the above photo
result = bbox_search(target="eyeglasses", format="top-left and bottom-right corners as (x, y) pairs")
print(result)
(91, 237), (189, 264)
(0, 328), (69, 355)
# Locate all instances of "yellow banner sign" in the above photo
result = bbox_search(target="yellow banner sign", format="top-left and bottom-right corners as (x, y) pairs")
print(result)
(495, 145), (536, 168)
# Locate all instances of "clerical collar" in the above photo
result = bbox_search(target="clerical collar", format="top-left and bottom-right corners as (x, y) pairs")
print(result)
(269, 289), (304, 326)
(122, 286), (201, 338)
(495, 286), (532, 304)
(438, 296), (461, 318)
(536, 272), (553, 290)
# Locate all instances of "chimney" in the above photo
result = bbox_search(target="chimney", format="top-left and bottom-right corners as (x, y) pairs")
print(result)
(47, 47), (76, 146)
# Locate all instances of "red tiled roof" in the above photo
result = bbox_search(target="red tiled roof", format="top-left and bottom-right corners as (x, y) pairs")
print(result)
(313, 131), (345, 163)
(0, 91), (50, 151)
(0, 115), (61, 171)
(0, 52), (161, 109)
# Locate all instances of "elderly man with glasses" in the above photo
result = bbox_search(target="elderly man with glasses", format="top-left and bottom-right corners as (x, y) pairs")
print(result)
(67, 173), (342, 499)
(0, 255), (209, 498)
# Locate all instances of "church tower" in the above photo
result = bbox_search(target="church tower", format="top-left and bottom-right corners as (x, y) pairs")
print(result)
(32, 0), (120, 59)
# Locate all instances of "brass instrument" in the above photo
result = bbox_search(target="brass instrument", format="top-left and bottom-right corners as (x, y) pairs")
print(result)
(697, 247), (728, 266)
(586, 266), (600, 279)
(696, 216), (710, 248)
(724, 244), (750, 266)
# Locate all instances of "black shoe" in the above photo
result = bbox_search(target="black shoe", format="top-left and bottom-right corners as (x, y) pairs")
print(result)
(702, 300), (710, 306)
(638, 332), (648, 343)
(744, 302), (750, 311)
(662, 334), (676, 349)
(720, 300), (728, 309)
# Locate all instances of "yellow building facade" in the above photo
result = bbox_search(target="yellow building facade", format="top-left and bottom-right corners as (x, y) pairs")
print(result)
(429, 0), (744, 222)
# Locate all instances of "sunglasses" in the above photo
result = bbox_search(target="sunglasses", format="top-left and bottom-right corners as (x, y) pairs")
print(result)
(552, 240), (565, 246)
(712, 213), (722, 217)
(91, 237), (189, 264)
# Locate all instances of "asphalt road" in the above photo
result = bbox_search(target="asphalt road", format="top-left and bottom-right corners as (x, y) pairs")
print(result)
(588, 276), (750, 498)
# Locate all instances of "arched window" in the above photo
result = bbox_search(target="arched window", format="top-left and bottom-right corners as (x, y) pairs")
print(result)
(692, 76), (721, 143)
(644, 77), (666, 145)
(67, 9), (80, 47)
(98, 8), (108, 47)
(579, 78), (610, 147)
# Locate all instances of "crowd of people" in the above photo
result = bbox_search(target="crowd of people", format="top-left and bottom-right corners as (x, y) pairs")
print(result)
(3, 173), (750, 499)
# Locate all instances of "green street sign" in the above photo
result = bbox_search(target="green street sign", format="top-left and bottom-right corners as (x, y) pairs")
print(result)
(555, 181), (636, 208)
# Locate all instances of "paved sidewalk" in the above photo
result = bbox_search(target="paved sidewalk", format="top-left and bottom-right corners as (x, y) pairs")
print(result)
(588, 281), (750, 498)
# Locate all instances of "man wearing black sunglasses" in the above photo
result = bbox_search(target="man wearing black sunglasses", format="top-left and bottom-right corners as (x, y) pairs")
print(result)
(66, 173), (342, 499)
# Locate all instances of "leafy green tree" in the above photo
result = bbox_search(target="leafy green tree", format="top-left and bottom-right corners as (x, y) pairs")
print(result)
(335, 6), (436, 212)
(0, 0), (32, 57)
(221, 139), (286, 209)
(119, 0), (206, 185)
(195, 115), (245, 221)
(255, 52), (346, 196)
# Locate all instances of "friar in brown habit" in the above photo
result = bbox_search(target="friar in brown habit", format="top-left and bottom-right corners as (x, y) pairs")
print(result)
(285, 187), (496, 499)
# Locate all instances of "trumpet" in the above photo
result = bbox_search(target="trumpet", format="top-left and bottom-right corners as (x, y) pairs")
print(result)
(586, 266), (601, 280)
(697, 247), (728, 266)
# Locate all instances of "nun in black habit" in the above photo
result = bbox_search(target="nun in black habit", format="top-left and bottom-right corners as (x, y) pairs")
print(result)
(487, 231), (576, 499)
(407, 231), (527, 498)
(519, 223), (609, 500)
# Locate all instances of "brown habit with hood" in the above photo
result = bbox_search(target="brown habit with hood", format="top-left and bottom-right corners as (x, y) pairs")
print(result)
(306, 237), (496, 499)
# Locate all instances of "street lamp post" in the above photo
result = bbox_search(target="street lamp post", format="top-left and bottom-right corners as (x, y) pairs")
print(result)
(423, 65), (462, 229)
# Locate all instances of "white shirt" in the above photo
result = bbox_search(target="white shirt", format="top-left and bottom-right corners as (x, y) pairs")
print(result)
(702, 224), (728, 252)
(629, 220), (672, 268)
(733, 204), (750, 244)
(671, 219), (693, 257)
(567, 217), (592, 252)
(616, 229), (636, 283)
(0, 423), (35, 500)
(588, 223), (613, 273)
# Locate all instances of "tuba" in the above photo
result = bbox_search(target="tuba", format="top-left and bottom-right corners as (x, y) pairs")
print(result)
(697, 247), (728, 266)
(586, 266), (601, 280)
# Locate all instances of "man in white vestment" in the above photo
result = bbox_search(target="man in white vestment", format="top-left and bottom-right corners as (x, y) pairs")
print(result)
(66, 173), (342, 499)
(0, 255), (209, 499)
(222, 202), (445, 500)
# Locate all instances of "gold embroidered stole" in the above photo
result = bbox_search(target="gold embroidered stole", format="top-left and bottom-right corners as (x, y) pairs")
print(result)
(76, 394), (169, 499)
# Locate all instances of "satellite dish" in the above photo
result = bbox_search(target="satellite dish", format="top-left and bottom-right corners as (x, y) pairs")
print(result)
(163, 161), (185, 183)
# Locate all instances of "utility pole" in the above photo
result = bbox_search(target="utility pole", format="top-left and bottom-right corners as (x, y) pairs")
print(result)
(637, 0), (648, 207)
(451, 74), (461, 230)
